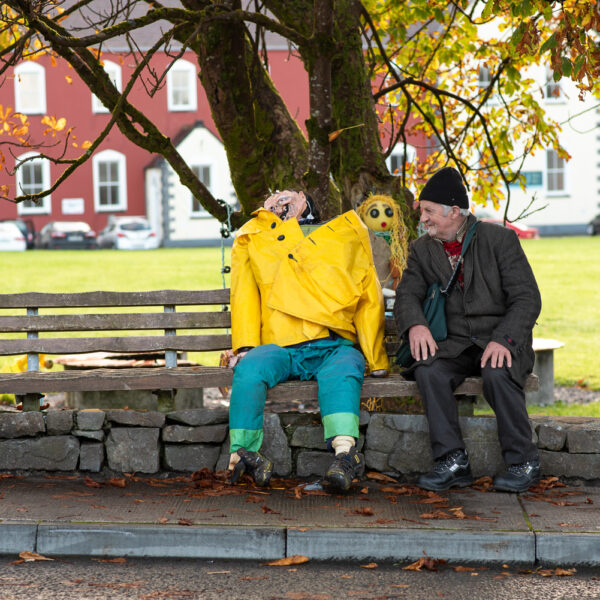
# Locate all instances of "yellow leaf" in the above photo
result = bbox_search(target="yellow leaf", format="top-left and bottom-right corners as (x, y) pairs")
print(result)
(263, 555), (309, 566)
(65, 75), (73, 84)
(81, 140), (92, 149)
(55, 117), (66, 131)
(19, 552), (53, 562)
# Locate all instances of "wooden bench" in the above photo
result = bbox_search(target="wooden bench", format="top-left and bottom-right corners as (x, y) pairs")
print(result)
(0, 289), (538, 411)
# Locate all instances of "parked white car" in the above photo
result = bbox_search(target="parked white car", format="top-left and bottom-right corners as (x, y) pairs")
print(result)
(0, 221), (27, 251)
(97, 217), (159, 250)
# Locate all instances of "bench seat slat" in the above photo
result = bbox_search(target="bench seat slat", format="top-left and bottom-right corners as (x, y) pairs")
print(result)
(0, 334), (232, 355)
(0, 368), (538, 396)
(0, 312), (232, 333)
(0, 289), (230, 309)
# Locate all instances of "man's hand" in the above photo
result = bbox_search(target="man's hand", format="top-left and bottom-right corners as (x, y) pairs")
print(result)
(481, 341), (512, 369)
(408, 324), (438, 361)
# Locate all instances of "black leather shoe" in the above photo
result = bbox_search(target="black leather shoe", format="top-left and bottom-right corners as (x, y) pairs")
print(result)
(493, 459), (541, 492)
(230, 449), (274, 487)
(417, 449), (473, 491)
(325, 447), (365, 492)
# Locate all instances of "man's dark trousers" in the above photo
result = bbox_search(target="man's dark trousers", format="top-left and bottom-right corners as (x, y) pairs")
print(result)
(414, 345), (538, 465)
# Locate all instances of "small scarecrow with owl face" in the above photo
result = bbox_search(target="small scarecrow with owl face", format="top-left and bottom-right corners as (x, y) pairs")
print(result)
(357, 194), (409, 290)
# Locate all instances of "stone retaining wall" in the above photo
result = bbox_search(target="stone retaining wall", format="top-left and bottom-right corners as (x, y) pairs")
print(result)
(1, 409), (599, 481)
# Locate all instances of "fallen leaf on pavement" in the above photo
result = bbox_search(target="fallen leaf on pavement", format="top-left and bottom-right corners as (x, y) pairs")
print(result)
(91, 557), (126, 563)
(84, 476), (102, 488)
(264, 555), (309, 566)
(19, 552), (53, 562)
(178, 519), (193, 526)
(366, 472), (396, 483)
(261, 504), (280, 514)
(360, 563), (378, 569)
(108, 478), (127, 488)
(157, 517), (169, 524)
(452, 565), (476, 572)
(348, 506), (374, 516)
(403, 557), (444, 571)
(537, 567), (576, 577)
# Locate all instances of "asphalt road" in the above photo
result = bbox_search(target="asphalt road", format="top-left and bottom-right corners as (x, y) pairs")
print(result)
(0, 556), (599, 600)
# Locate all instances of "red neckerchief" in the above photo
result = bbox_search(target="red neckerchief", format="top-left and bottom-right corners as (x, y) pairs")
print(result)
(442, 239), (464, 289)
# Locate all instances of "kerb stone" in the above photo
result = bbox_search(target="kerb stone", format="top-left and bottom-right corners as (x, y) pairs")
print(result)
(539, 450), (600, 479)
(106, 428), (160, 473)
(0, 412), (44, 438)
(162, 424), (228, 444)
(163, 445), (221, 471)
(0, 436), (79, 470)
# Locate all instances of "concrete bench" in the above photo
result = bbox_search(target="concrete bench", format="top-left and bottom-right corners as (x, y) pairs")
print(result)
(0, 289), (538, 412)
(527, 338), (564, 406)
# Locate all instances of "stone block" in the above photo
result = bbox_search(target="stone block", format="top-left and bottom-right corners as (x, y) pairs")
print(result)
(166, 409), (229, 426)
(364, 449), (390, 472)
(537, 423), (567, 451)
(68, 390), (157, 410)
(278, 412), (320, 428)
(290, 425), (327, 450)
(163, 444), (221, 471)
(162, 424), (228, 444)
(173, 388), (205, 410)
(296, 450), (332, 477)
(72, 430), (105, 442)
(365, 418), (400, 454)
(262, 414), (292, 476)
(359, 410), (371, 427)
(539, 450), (600, 479)
(383, 413), (430, 433)
(0, 436), (79, 470)
(567, 424), (600, 454)
(105, 428), (160, 473)
(105, 410), (165, 428)
(45, 410), (74, 435)
(387, 433), (432, 474)
(460, 416), (505, 477)
(0, 412), (45, 438)
(76, 409), (105, 431)
(79, 442), (104, 472)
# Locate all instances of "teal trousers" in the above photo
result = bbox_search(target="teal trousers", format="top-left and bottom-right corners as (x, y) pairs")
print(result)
(229, 338), (365, 453)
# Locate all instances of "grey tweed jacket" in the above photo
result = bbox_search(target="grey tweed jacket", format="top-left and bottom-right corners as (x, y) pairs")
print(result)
(394, 214), (542, 386)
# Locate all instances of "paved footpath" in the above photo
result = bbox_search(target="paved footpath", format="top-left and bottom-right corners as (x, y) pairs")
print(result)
(1, 471), (599, 567)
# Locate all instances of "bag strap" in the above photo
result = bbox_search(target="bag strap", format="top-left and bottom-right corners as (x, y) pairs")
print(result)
(441, 221), (479, 295)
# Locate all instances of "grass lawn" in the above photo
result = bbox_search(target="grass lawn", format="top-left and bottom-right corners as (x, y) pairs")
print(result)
(0, 236), (598, 397)
(521, 236), (600, 390)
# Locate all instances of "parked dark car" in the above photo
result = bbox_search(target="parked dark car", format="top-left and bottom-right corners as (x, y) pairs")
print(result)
(0, 218), (35, 249)
(36, 221), (97, 249)
(587, 214), (600, 236)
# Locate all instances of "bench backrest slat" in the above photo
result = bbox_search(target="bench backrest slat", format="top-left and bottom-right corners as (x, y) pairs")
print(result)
(0, 311), (232, 333)
(0, 289), (230, 309)
(0, 334), (232, 356)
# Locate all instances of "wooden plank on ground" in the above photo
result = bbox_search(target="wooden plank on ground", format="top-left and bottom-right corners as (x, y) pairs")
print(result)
(0, 311), (231, 332)
(0, 289), (230, 309)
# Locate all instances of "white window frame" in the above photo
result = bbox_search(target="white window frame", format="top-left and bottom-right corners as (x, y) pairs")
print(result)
(15, 152), (51, 215)
(93, 149), (128, 212)
(546, 149), (567, 196)
(190, 164), (211, 217)
(544, 67), (563, 103)
(14, 62), (46, 115)
(92, 60), (122, 113)
(477, 63), (500, 105)
(167, 59), (197, 112)
(387, 143), (417, 175)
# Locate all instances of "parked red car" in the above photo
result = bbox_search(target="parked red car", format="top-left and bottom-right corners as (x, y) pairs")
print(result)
(480, 218), (540, 239)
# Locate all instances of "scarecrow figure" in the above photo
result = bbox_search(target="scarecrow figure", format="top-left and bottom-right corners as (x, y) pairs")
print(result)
(228, 190), (389, 491)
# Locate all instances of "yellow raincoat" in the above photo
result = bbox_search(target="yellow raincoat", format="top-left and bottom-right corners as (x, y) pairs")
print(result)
(231, 208), (389, 373)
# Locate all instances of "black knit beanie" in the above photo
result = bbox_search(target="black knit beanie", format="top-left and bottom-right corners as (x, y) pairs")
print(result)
(419, 166), (469, 209)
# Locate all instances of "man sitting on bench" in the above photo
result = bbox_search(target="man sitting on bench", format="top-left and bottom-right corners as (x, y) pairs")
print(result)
(228, 190), (389, 492)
